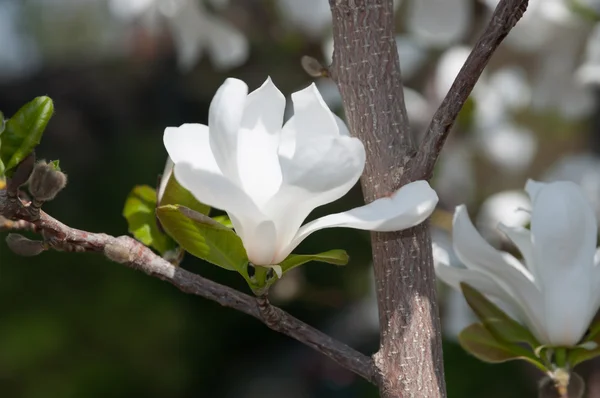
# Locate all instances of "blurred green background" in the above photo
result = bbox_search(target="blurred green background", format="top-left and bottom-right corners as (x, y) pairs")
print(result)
(2, 0), (600, 396)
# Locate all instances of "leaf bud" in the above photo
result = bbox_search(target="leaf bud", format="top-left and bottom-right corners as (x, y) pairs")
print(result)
(28, 160), (67, 202)
(6, 233), (46, 256)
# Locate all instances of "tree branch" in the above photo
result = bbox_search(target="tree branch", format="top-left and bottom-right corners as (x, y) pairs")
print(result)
(328, 1), (446, 397)
(418, 0), (529, 177)
(0, 188), (378, 385)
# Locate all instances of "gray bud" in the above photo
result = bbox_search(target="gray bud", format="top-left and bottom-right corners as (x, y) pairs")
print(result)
(28, 160), (68, 202)
(6, 233), (46, 256)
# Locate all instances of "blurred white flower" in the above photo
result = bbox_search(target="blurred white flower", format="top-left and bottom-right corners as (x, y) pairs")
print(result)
(406, 0), (473, 48)
(435, 47), (538, 173)
(483, 0), (595, 119)
(476, 189), (531, 243)
(0, 1), (41, 80)
(436, 180), (600, 346)
(434, 143), (476, 208)
(482, 0), (576, 52)
(110, 0), (248, 71)
(280, 0), (402, 39)
(164, 77), (438, 265)
(544, 153), (600, 221)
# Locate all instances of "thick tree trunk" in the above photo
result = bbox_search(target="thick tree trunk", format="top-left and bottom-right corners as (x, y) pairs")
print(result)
(328, 1), (447, 397)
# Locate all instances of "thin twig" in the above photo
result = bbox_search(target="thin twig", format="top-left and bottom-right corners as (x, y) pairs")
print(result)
(417, 0), (529, 178)
(0, 188), (378, 384)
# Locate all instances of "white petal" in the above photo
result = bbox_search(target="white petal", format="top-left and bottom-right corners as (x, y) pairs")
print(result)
(157, 157), (174, 203)
(452, 205), (548, 341)
(237, 77), (285, 206)
(243, 220), (278, 265)
(268, 133), (366, 262)
(435, 260), (517, 306)
(529, 181), (598, 345)
(289, 83), (341, 140)
(280, 181), (438, 261)
(497, 224), (538, 284)
(262, 86), (365, 260)
(406, 0), (472, 47)
(173, 162), (270, 262)
(205, 17), (249, 70)
(163, 124), (220, 173)
(208, 78), (248, 180)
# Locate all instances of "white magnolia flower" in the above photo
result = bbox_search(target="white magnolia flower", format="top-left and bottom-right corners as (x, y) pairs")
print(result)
(543, 153), (600, 221)
(110, 0), (248, 71)
(436, 180), (600, 346)
(406, 0), (472, 48)
(163, 77), (438, 266)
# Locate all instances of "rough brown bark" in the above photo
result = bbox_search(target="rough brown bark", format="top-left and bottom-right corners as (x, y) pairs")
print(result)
(328, 1), (445, 397)
(327, 0), (529, 396)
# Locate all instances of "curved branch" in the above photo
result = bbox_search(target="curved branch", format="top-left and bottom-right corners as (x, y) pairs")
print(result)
(0, 188), (378, 385)
(418, 0), (529, 177)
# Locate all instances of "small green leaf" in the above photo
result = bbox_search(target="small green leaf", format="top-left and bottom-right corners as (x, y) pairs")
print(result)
(156, 205), (248, 273)
(123, 185), (176, 255)
(48, 160), (61, 171)
(212, 215), (233, 228)
(1, 97), (54, 174)
(461, 283), (540, 349)
(159, 173), (210, 215)
(459, 323), (547, 371)
(568, 326), (600, 367)
(279, 250), (349, 274)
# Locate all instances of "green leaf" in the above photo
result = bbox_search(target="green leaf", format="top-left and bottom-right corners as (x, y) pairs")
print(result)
(459, 323), (547, 371)
(461, 283), (540, 349)
(156, 205), (248, 274)
(279, 250), (349, 274)
(1, 97), (54, 174)
(212, 215), (233, 228)
(48, 160), (61, 171)
(159, 172), (210, 216)
(568, 325), (600, 367)
(123, 185), (176, 255)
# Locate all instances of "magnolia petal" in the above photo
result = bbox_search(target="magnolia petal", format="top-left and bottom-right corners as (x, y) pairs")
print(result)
(173, 162), (266, 248)
(289, 83), (341, 140)
(243, 220), (278, 266)
(435, 261), (520, 314)
(279, 181), (438, 261)
(266, 90), (366, 259)
(208, 78), (248, 180)
(452, 205), (548, 342)
(163, 124), (220, 174)
(237, 77), (285, 206)
(157, 157), (174, 203)
(205, 17), (249, 70)
(529, 181), (598, 345)
(497, 223), (538, 285)
(268, 134), (366, 261)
